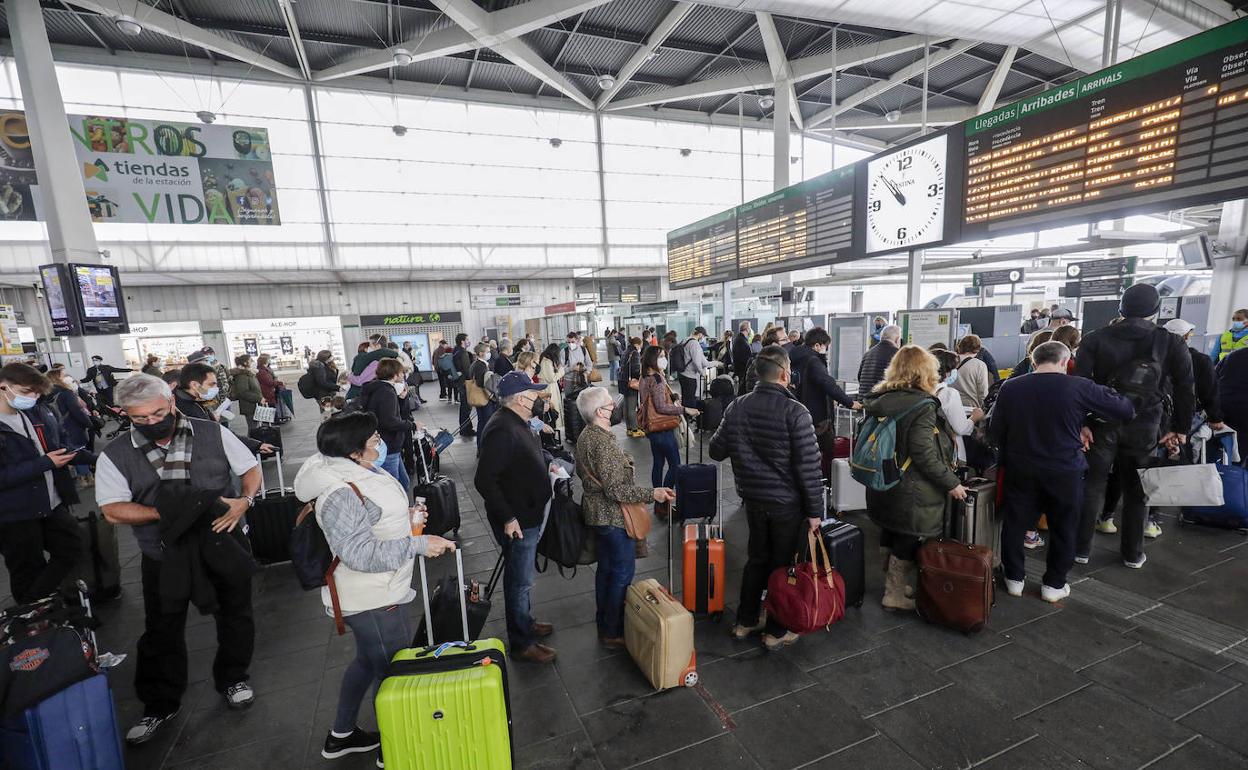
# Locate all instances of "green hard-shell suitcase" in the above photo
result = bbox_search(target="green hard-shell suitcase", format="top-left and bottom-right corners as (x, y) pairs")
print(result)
(375, 550), (513, 770)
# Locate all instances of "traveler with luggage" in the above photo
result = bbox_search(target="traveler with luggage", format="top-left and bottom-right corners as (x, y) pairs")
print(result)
(467, 343), (499, 448)
(95, 374), (262, 743)
(732, 321), (754, 396)
(432, 340), (454, 401)
(308, 350), (340, 408)
(291, 412), (455, 764)
(451, 333), (475, 437)
(0, 363), (87, 604)
(1209, 308), (1248, 362)
(796, 328), (861, 431)
(638, 346), (698, 488)
(618, 337), (644, 438)
(1076, 284), (1195, 569)
(229, 354), (264, 431)
(674, 326), (721, 408)
(989, 341), (1134, 602)
(930, 349), (982, 465)
(1217, 347), (1248, 438)
(538, 343), (566, 431)
(575, 387), (675, 647)
(84, 355), (130, 410)
(563, 331), (591, 377)
(359, 358), (418, 492)
(861, 346), (966, 612)
(255, 354), (283, 408)
(743, 327), (788, 394)
(950, 335), (992, 410)
(474, 371), (560, 664)
(48, 367), (96, 486)
(709, 345), (822, 650)
(857, 324), (900, 394)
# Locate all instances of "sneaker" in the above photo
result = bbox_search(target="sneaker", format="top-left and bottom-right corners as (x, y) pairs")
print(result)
(1040, 583), (1071, 603)
(762, 631), (799, 651)
(1004, 577), (1024, 597)
(730, 610), (767, 640)
(1144, 518), (1163, 539)
(1124, 553), (1148, 569)
(1023, 531), (1046, 550)
(224, 681), (255, 710)
(1074, 554), (1091, 565)
(1095, 517), (1118, 534)
(125, 710), (179, 745)
(322, 727), (381, 759)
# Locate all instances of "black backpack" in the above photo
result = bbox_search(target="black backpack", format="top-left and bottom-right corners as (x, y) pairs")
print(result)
(669, 338), (694, 377)
(297, 369), (317, 399)
(1110, 330), (1169, 410)
(290, 482), (364, 592)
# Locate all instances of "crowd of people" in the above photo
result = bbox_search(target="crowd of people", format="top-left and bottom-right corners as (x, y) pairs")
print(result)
(1, 284), (1245, 766)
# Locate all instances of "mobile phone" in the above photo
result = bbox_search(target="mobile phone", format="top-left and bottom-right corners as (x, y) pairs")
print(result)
(62, 445), (85, 454)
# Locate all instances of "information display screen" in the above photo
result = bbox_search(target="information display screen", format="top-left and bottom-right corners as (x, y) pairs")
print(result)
(39, 264), (77, 336)
(666, 210), (737, 289)
(74, 265), (121, 318)
(962, 17), (1248, 240)
(736, 165), (856, 278)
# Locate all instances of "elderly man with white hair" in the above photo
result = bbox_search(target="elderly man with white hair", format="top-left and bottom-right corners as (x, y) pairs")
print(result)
(857, 323), (901, 393)
(94, 373), (263, 745)
(573, 386), (675, 646)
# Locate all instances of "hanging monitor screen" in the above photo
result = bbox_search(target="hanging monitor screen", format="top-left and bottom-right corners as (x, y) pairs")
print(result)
(736, 164), (857, 277)
(70, 264), (129, 334)
(38, 263), (79, 336)
(962, 17), (1248, 240)
(666, 209), (737, 289)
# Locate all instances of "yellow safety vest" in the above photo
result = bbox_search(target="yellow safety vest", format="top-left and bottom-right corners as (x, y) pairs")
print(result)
(1219, 330), (1248, 361)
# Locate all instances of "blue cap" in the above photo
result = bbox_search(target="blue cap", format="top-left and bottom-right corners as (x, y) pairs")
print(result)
(497, 371), (547, 398)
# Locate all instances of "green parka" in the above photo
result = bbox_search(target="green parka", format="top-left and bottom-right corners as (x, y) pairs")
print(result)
(228, 367), (263, 419)
(862, 387), (960, 539)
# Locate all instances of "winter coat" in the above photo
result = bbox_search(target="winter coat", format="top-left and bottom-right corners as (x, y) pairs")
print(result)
(474, 407), (552, 531)
(638, 372), (684, 432)
(797, 350), (855, 426)
(347, 348), (398, 400)
(857, 342), (898, 394)
(1075, 317), (1194, 432)
(361, 378), (414, 452)
(731, 333), (752, 380)
(309, 360), (339, 398)
(538, 357), (566, 416)
(709, 382), (823, 518)
(862, 388), (960, 539)
(228, 367), (262, 419)
(0, 406), (84, 522)
(52, 385), (93, 450)
(256, 365), (281, 405)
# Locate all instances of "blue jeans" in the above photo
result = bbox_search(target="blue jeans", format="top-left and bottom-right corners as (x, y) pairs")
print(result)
(594, 525), (636, 638)
(492, 524), (541, 651)
(609, 360), (619, 383)
(647, 430), (681, 487)
(380, 453), (410, 497)
(333, 604), (412, 733)
(475, 402), (497, 448)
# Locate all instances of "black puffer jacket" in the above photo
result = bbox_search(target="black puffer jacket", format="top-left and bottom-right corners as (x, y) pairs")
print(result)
(1074, 317), (1194, 432)
(709, 382), (822, 518)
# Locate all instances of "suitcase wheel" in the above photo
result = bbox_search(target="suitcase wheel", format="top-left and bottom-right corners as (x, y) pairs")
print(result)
(682, 670), (699, 687)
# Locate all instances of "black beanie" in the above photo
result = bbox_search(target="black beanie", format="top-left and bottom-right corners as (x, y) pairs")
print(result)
(1120, 283), (1160, 318)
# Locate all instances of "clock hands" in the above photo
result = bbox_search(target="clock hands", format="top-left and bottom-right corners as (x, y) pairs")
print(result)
(881, 176), (906, 206)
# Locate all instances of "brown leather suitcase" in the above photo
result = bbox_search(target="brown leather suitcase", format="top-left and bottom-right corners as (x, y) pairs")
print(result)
(915, 540), (994, 634)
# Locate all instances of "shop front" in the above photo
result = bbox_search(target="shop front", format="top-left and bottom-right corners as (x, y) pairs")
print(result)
(358, 311), (465, 373)
(221, 316), (346, 374)
(121, 320), (204, 370)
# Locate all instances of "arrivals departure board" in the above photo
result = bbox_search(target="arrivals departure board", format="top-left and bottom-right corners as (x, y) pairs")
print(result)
(736, 165), (856, 278)
(962, 17), (1248, 240)
(666, 209), (738, 289)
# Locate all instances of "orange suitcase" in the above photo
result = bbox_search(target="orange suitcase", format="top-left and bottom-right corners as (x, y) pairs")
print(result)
(682, 522), (725, 619)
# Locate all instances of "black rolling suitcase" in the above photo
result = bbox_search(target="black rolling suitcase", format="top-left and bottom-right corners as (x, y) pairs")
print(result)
(248, 423), (282, 454)
(563, 392), (585, 444)
(414, 438), (460, 538)
(414, 552), (503, 645)
(674, 389), (718, 522)
(819, 514), (865, 608)
(60, 509), (122, 602)
(247, 452), (302, 564)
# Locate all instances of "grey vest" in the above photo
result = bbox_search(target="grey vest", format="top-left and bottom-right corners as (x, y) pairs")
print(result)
(102, 418), (233, 560)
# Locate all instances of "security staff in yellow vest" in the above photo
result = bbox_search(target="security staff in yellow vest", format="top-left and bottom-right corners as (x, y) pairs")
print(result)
(1210, 308), (1248, 363)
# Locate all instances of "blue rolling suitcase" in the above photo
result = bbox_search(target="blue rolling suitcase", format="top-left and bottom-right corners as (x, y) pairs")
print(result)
(674, 419), (718, 522)
(1180, 433), (1248, 531)
(0, 674), (124, 770)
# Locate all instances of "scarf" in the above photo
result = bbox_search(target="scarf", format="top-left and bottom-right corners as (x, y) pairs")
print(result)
(137, 412), (194, 482)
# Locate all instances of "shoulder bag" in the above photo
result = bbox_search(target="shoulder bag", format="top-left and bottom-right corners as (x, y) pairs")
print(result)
(582, 465), (652, 541)
(639, 377), (681, 434)
(290, 481), (365, 635)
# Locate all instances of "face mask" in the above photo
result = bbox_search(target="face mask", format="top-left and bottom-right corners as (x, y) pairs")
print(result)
(657, 356), (668, 370)
(528, 417), (546, 433)
(608, 395), (625, 426)
(91, 360), (102, 366)
(63, 377), (77, 389)
(1233, 321), (1246, 332)
(4, 389), (38, 411)
(392, 381), (406, 395)
(135, 412), (176, 441)
(371, 439), (388, 469)
(485, 352), (492, 362)
(205, 356), (216, 365)
(202, 385), (220, 401)
(945, 370), (960, 386)
(531, 397), (546, 418)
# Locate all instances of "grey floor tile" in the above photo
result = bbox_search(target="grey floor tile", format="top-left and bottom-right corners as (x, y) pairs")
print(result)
(804, 733), (922, 769)
(941, 642), (1088, 718)
(731, 684), (874, 769)
(1000, 605), (1137, 671)
(168, 680), (319, 761)
(516, 728), (604, 770)
(634, 733), (760, 769)
(580, 688), (725, 770)
(878, 613), (1010, 670)
(1123, 623), (1245, 673)
(971, 735), (1093, 769)
(1164, 559), (1248, 631)
(1082, 642), (1236, 719)
(511, 682), (583, 749)
(808, 644), (950, 717)
(558, 650), (655, 715)
(699, 647), (814, 713)
(1030, 684), (1197, 769)
(1177, 682), (1248, 755)
(1086, 558), (1206, 600)
(165, 730), (310, 768)
(868, 683), (1033, 770)
(1144, 736), (1247, 770)
(775, 622), (884, 673)
(984, 592), (1063, 633)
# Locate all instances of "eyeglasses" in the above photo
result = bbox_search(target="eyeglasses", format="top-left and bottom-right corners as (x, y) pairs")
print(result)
(127, 408), (171, 425)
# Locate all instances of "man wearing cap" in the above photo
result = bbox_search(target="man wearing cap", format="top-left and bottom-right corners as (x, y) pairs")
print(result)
(676, 326), (720, 408)
(85, 355), (132, 410)
(473, 371), (558, 664)
(1049, 308), (1077, 328)
(1074, 284), (1194, 568)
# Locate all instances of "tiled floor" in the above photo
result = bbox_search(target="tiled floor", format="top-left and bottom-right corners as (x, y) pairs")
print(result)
(7, 387), (1248, 769)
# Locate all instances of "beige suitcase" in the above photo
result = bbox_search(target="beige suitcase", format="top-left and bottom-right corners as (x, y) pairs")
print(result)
(624, 579), (699, 690)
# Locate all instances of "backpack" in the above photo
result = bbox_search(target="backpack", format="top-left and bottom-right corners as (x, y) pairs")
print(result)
(436, 353), (455, 374)
(669, 338), (694, 377)
(850, 398), (938, 491)
(297, 369), (317, 400)
(1110, 330), (1169, 410)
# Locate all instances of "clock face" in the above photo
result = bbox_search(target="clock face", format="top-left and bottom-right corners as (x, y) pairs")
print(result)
(864, 133), (948, 254)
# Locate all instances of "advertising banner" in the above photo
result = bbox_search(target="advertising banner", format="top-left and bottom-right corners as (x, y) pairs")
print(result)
(0, 110), (279, 226)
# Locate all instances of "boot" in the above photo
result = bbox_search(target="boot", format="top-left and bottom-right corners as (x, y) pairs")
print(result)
(879, 546), (890, 573)
(882, 556), (916, 612)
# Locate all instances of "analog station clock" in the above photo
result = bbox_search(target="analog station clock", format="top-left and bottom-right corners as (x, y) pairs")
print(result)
(864, 133), (949, 255)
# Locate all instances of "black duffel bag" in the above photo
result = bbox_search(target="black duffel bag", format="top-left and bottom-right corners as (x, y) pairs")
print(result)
(536, 477), (594, 576)
(0, 597), (100, 719)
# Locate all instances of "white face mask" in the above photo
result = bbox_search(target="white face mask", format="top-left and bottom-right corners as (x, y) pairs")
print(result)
(484, 352), (492, 362)
(657, 356), (668, 370)
(392, 381), (406, 395)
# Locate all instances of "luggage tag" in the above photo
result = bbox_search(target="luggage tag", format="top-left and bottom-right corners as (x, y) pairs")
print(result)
(431, 641), (468, 658)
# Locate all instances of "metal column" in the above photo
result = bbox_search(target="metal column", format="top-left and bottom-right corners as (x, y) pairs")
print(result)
(906, 250), (924, 309)
(773, 86), (790, 190)
(1102, 0), (1123, 68)
(594, 111), (611, 266)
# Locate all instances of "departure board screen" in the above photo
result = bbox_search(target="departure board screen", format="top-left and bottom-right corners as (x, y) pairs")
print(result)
(962, 17), (1248, 240)
(736, 165), (856, 278)
(666, 209), (738, 289)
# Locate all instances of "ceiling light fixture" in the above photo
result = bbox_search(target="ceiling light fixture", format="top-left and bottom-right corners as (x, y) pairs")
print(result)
(114, 14), (143, 36)
(759, 96), (775, 110)
(885, 109), (902, 123)
(392, 48), (414, 66)
(679, 148), (691, 157)
(549, 137), (563, 148)
(195, 110), (216, 124)
(392, 124), (407, 136)
(597, 74), (616, 91)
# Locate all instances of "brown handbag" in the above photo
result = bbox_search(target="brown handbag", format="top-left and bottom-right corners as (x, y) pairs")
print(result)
(583, 467), (652, 541)
(639, 378), (681, 433)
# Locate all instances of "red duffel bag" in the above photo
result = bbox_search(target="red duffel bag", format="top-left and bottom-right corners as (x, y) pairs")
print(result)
(764, 530), (846, 634)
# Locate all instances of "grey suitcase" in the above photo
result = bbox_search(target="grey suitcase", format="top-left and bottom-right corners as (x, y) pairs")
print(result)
(950, 478), (1000, 568)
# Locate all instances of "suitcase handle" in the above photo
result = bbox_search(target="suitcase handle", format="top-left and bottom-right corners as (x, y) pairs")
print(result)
(416, 548), (471, 647)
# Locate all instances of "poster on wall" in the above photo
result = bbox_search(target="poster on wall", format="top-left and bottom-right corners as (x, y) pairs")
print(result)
(280, 336), (294, 355)
(0, 110), (279, 226)
(389, 333), (431, 372)
(244, 338), (258, 356)
(0, 304), (21, 355)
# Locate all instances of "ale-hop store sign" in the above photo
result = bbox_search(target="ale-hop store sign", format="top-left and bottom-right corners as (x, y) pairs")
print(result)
(0, 110), (279, 226)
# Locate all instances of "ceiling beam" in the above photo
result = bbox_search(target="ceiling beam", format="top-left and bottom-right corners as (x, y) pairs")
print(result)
(755, 12), (803, 129)
(822, 105), (973, 129)
(312, 26), (476, 80)
(806, 39), (977, 128)
(58, 0), (304, 80)
(53, 0), (112, 54)
(276, 0), (313, 80)
(596, 1), (694, 108)
(606, 33), (936, 111)
(977, 45), (1017, 113)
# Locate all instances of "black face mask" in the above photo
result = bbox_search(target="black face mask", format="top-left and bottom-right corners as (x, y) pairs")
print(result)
(609, 395), (625, 426)
(135, 412), (176, 442)
(531, 397), (546, 417)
